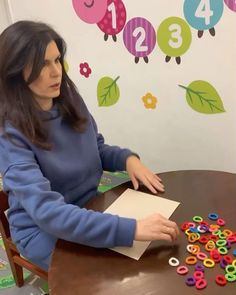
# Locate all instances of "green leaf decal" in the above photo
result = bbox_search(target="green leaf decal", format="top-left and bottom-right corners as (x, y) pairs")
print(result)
(97, 76), (120, 107)
(179, 81), (225, 114)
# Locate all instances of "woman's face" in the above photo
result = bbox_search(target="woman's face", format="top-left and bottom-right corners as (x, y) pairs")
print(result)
(23, 40), (62, 110)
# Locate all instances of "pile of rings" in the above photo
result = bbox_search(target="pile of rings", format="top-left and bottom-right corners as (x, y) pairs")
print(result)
(168, 213), (236, 290)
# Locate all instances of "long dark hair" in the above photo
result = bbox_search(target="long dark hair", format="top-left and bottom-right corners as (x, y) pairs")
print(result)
(0, 20), (87, 149)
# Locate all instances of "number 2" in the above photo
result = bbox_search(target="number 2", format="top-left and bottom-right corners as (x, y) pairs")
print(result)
(133, 27), (148, 52)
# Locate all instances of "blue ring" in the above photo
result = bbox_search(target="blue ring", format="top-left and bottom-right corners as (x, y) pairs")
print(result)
(208, 213), (219, 220)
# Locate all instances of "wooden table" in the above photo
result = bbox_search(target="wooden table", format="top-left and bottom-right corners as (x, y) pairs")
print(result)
(48, 170), (236, 295)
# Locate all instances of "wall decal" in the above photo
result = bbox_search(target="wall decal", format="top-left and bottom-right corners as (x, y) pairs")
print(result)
(157, 17), (192, 65)
(224, 0), (236, 12)
(183, 0), (224, 38)
(72, 0), (107, 24)
(63, 60), (69, 73)
(97, 0), (127, 42)
(123, 17), (156, 63)
(97, 76), (120, 106)
(179, 81), (225, 114)
(79, 62), (92, 78)
(142, 92), (158, 109)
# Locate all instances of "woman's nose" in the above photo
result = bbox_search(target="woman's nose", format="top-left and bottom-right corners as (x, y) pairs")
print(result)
(50, 63), (61, 77)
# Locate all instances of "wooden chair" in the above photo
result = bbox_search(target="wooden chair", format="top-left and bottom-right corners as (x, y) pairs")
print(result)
(0, 190), (48, 287)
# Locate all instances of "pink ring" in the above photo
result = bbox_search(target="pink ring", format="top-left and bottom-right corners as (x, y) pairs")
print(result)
(177, 265), (189, 275)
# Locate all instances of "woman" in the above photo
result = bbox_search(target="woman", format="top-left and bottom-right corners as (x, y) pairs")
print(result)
(0, 21), (179, 270)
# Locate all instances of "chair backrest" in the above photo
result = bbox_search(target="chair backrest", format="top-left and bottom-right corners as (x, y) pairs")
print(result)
(0, 191), (11, 238)
(0, 190), (48, 286)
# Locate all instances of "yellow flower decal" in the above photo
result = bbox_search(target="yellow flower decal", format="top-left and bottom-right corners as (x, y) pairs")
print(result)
(142, 92), (157, 109)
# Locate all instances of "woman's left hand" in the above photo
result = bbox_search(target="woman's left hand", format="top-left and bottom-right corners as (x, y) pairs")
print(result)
(126, 155), (164, 194)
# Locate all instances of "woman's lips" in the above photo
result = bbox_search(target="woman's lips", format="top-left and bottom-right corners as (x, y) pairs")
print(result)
(50, 83), (60, 89)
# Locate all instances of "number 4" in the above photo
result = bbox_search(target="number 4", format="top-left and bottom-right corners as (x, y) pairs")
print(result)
(195, 0), (213, 26)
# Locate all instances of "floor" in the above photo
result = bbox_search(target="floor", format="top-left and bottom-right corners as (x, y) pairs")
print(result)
(0, 172), (129, 294)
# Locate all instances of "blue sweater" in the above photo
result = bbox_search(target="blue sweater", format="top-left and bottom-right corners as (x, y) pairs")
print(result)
(0, 101), (136, 270)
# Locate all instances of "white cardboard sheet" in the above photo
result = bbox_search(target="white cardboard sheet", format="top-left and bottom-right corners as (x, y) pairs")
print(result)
(104, 188), (180, 260)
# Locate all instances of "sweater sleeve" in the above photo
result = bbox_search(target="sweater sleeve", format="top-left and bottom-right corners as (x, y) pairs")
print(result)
(0, 131), (136, 248)
(90, 116), (138, 171)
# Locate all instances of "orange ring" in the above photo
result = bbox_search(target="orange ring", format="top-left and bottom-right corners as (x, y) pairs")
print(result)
(185, 256), (197, 265)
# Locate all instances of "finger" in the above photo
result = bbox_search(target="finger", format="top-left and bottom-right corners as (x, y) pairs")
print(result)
(131, 176), (139, 190)
(145, 175), (165, 192)
(141, 177), (158, 194)
(162, 226), (177, 241)
(162, 220), (180, 239)
(155, 174), (162, 182)
(156, 233), (173, 242)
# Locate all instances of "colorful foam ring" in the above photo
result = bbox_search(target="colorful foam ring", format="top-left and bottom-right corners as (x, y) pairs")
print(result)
(215, 275), (227, 286)
(203, 258), (215, 268)
(195, 263), (205, 272)
(193, 215), (203, 223)
(217, 218), (226, 226)
(210, 250), (221, 263)
(208, 213), (219, 221)
(168, 257), (180, 267)
(205, 240), (216, 252)
(218, 233), (227, 240)
(189, 227), (198, 233)
(195, 278), (207, 290)
(177, 265), (189, 275)
(225, 264), (236, 274)
(199, 235), (209, 244)
(225, 273), (236, 282)
(223, 229), (233, 237)
(227, 236), (236, 243)
(232, 259), (236, 266)
(223, 255), (233, 265)
(185, 256), (198, 265)
(181, 221), (190, 231)
(233, 250), (236, 257)
(185, 229), (191, 236)
(188, 232), (200, 243)
(197, 252), (208, 261)
(216, 239), (227, 247)
(218, 247), (228, 255)
(209, 234), (218, 242)
(187, 244), (200, 255)
(188, 222), (196, 228)
(185, 276), (196, 286)
(225, 241), (232, 250)
(212, 229), (222, 236)
(193, 271), (204, 281)
(209, 224), (220, 232)
(197, 224), (208, 233)
(220, 258), (228, 269)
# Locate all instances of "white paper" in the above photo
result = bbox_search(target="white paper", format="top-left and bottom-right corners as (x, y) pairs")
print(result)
(104, 188), (180, 260)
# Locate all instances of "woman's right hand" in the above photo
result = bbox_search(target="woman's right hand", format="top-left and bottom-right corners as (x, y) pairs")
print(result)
(135, 213), (179, 242)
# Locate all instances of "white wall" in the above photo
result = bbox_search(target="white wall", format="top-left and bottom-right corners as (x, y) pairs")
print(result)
(8, 0), (236, 173)
(0, 0), (12, 32)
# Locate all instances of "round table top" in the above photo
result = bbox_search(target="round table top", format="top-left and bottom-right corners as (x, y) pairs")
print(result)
(49, 170), (236, 295)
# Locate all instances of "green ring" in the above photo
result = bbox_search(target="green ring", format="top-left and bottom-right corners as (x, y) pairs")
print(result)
(218, 247), (228, 255)
(226, 265), (236, 274)
(212, 229), (221, 236)
(225, 273), (236, 282)
(193, 216), (203, 223)
(216, 239), (227, 247)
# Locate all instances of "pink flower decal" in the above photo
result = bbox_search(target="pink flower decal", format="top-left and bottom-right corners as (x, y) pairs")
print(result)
(79, 62), (92, 78)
